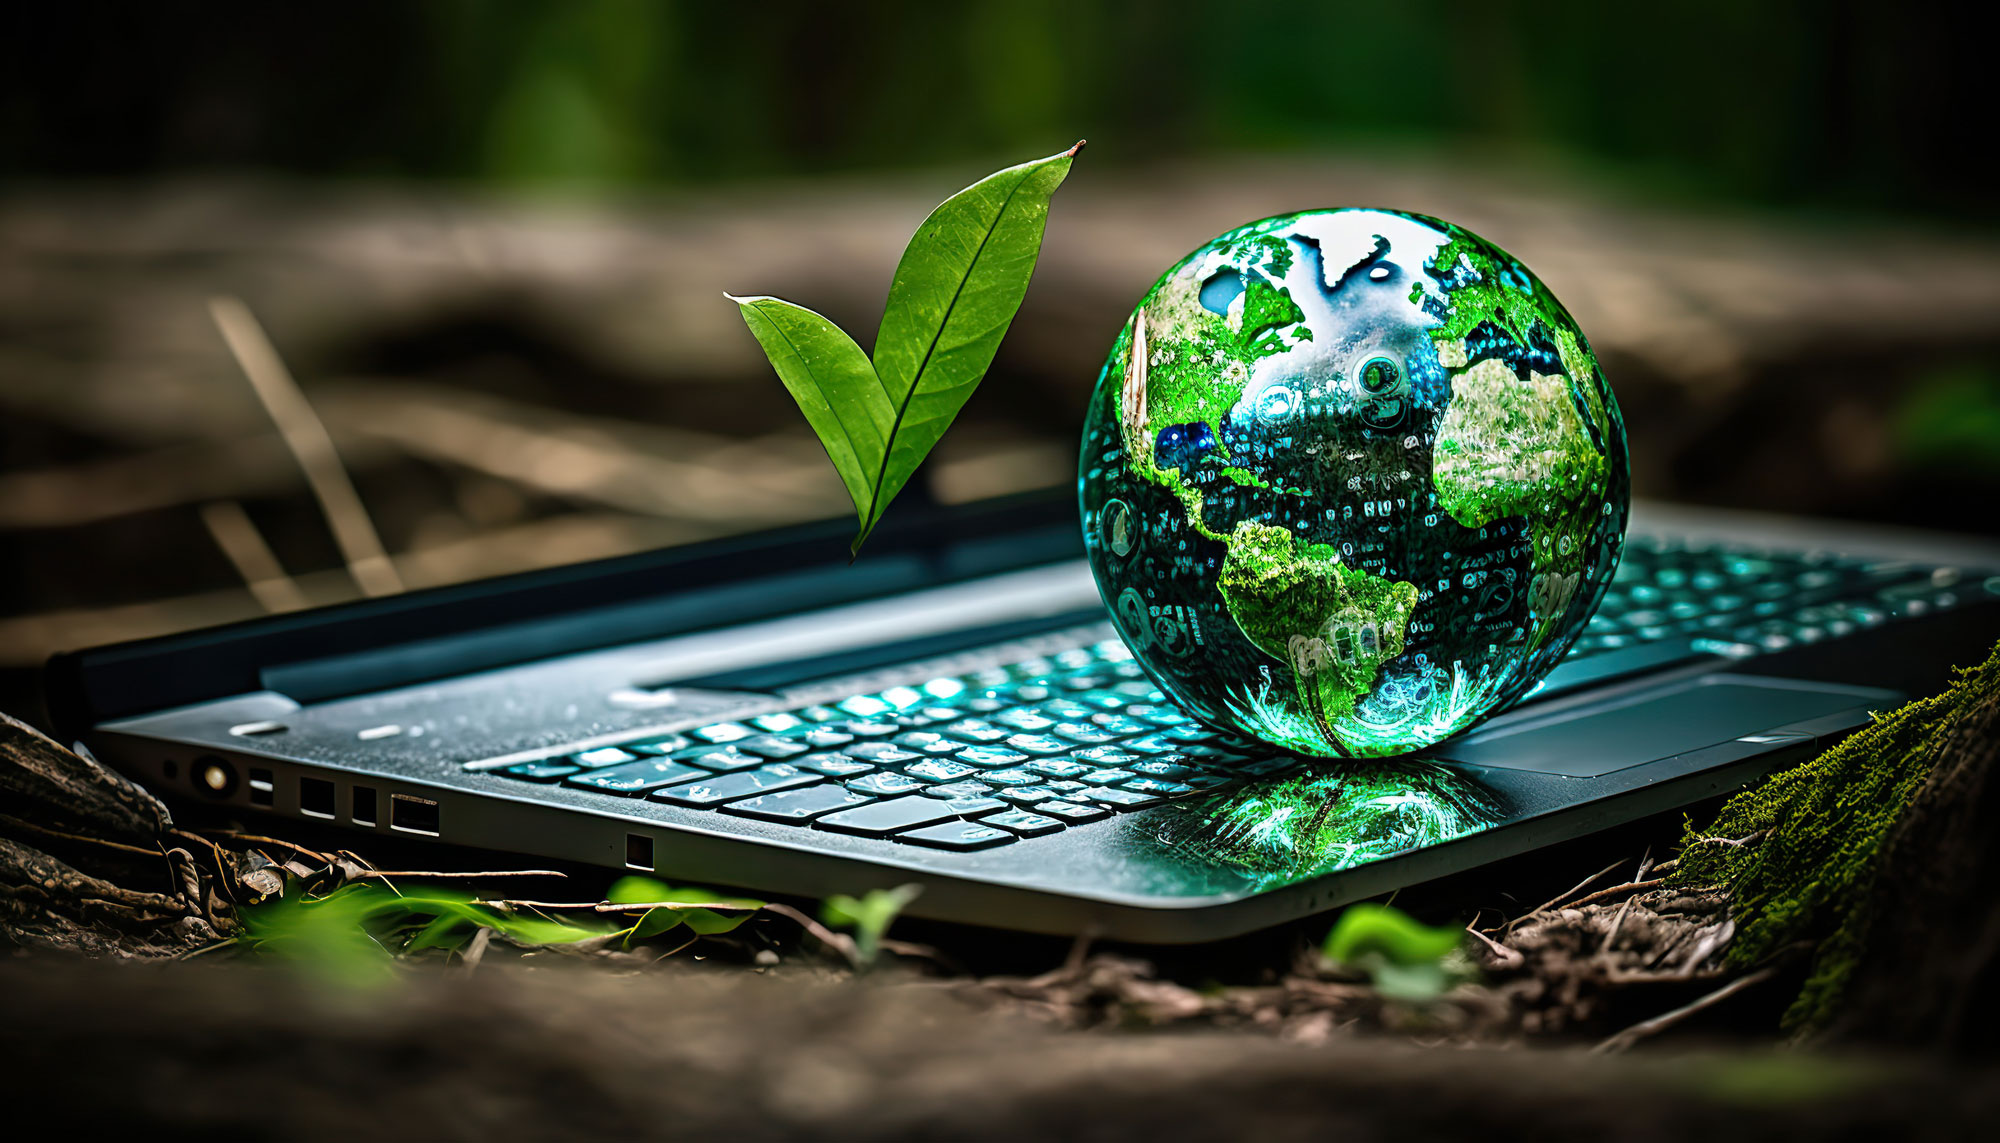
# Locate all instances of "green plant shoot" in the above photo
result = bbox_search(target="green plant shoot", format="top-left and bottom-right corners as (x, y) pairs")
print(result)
(820, 883), (922, 965)
(1322, 901), (1470, 1001)
(604, 875), (763, 947)
(730, 141), (1083, 557)
(239, 883), (605, 985)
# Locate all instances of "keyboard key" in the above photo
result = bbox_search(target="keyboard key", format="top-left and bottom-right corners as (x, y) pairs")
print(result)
(1122, 776), (1195, 797)
(926, 780), (994, 800)
(847, 772), (928, 797)
(1036, 800), (1112, 824)
(691, 722), (753, 744)
(939, 795), (1007, 816)
(1004, 734), (1070, 756)
(735, 735), (812, 760)
(1043, 779), (1088, 794)
(572, 746), (639, 768)
(626, 735), (691, 756)
(817, 796), (962, 837)
(1129, 760), (1194, 779)
(564, 758), (706, 795)
(1049, 722), (1119, 745)
(891, 731), (960, 755)
(980, 768), (1041, 787)
(722, 785), (875, 823)
(799, 727), (857, 749)
(904, 758), (978, 784)
(844, 742), (924, 765)
(981, 809), (1063, 837)
(749, 712), (803, 733)
(497, 760), (577, 782)
(1034, 699), (1099, 721)
(833, 720), (901, 738)
(674, 747), (767, 772)
(1024, 758), (1090, 780)
(1125, 704), (1190, 726)
(897, 821), (1016, 851)
(1080, 768), (1137, 786)
(1072, 745), (1140, 765)
(1082, 787), (1165, 810)
(652, 764), (818, 806)
(838, 695), (893, 717)
(996, 785), (1060, 805)
(993, 709), (1057, 731)
(955, 745), (1031, 768)
(792, 752), (876, 778)
(1122, 734), (1183, 754)
(877, 686), (924, 710)
(1084, 714), (1153, 737)
(942, 719), (1010, 744)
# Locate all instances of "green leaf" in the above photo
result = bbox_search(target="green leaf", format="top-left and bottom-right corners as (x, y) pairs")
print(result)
(861, 142), (1081, 553)
(725, 296), (887, 520)
(730, 141), (1082, 557)
(820, 883), (922, 965)
(605, 876), (763, 946)
(240, 883), (607, 984)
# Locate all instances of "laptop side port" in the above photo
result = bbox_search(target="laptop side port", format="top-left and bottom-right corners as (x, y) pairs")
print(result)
(299, 777), (336, 819)
(625, 833), (655, 870)
(192, 756), (237, 799)
(352, 786), (378, 827)
(390, 794), (440, 835)
(248, 767), (275, 806)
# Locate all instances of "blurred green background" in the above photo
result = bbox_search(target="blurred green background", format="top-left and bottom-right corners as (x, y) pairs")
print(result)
(1, 0), (1996, 717)
(4, 0), (1986, 218)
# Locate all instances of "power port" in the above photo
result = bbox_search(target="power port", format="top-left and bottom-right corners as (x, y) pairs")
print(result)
(192, 756), (237, 799)
(390, 794), (440, 835)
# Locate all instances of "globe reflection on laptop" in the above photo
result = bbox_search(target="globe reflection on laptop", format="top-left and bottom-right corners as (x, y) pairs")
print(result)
(1078, 209), (1630, 757)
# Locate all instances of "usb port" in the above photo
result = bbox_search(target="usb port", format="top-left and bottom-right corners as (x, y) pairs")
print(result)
(352, 786), (378, 827)
(390, 794), (440, 835)
(300, 777), (336, 819)
(625, 833), (654, 870)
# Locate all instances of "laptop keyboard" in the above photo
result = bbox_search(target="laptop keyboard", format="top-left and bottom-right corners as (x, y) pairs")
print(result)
(477, 536), (1994, 852)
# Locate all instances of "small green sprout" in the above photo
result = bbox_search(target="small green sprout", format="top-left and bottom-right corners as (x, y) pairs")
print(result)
(1322, 901), (1472, 1001)
(820, 883), (923, 966)
(603, 875), (763, 947)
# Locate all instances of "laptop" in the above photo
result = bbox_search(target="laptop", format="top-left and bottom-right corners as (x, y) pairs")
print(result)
(42, 489), (2000, 941)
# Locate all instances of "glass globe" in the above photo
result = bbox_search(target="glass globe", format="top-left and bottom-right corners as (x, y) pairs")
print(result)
(1078, 209), (1629, 757)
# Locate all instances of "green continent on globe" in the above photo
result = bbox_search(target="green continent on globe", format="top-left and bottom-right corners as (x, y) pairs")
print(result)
(1217, 521), (1420, 750)
(1117, 228), (1305, 539)
(1432, 357), (1609, 637)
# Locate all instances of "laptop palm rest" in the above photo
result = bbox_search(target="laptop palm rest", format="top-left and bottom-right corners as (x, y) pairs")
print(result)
(1427, 674), (1897, 778)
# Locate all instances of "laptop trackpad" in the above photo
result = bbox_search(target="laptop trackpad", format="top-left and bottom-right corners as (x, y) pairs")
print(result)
(1427, 674), (1896, 778)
